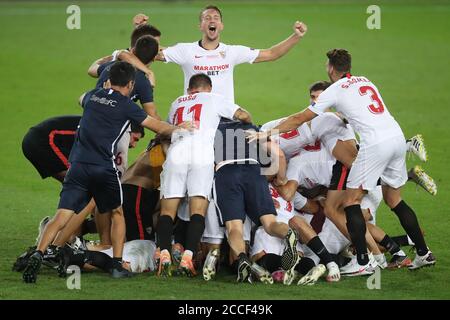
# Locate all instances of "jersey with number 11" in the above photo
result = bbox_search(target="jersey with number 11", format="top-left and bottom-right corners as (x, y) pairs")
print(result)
(167, 92), (239, 145)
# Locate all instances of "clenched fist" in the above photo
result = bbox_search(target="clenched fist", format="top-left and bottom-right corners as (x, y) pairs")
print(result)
(293, 21), (307, 38)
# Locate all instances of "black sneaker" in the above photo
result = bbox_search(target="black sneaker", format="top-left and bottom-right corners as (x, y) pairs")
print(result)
(13, 246), (37, 272)
(237, 255), (252, 283)
(111, 267), (134, 278)
(23, 251), (43, 283)
(42, 245), (59, 269)
(281, 228), (299, 271)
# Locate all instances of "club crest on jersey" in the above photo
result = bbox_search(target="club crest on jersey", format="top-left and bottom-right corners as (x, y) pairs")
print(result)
(219, 51), (226, 59)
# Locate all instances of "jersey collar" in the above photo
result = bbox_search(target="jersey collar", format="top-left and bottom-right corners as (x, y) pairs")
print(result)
(198, 40), (220, 51)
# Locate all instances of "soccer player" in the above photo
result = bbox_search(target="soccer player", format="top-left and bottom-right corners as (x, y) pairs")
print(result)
(22, 62), (190, 283)
(22, 115), (81, 182)
(94, 35), (160, 119)
(121, 139), (166, 241)
(250, 183), (340, 284)
(247, 49), (436, 273)
(156, 73), (252, 277)
(213, 119), (300, 283)
(58, 239), (157, 275)
(88, 24), (162, 89)
(127, 6), (307, 103)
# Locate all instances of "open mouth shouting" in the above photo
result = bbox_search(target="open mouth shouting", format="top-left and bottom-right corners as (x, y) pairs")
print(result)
(207, 24), (218, 39)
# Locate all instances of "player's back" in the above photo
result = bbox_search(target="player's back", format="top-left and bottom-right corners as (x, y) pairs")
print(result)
(261, 117), (316, 159)
(96, 61), (153, 105)
(333, 75), (403, 144)
(168, 92), (238, 146)
(288, 148), (334, 189)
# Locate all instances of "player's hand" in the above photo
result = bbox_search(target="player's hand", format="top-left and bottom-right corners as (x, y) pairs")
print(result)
(176, 121), (195, 132)
(245, 130), (269, 143)
(274, 176), (288, 187)
(293, 21), (307, 38)
(133, 13), (149, 28)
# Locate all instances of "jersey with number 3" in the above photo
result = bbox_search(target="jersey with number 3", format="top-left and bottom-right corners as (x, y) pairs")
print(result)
(308, 75), (403, 145)
(167, 92), (239, 146)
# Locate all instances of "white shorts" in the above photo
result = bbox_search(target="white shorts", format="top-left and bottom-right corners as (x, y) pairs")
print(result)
(251, 226), (285, 257)
(160, 138), (214, 199)
(361, 186), (383, 225)
(201, 200), (225, 244)
(101, 240), (156, 273)
(310, 113), (356, 153)
(176, 196), (190, 221)
(347, 135), (408, 190)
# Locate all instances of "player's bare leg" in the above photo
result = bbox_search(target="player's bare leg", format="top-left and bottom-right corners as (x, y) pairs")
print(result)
(382, 185), (435, 270)
(178, 196), (209, 277)
(332, 139), (358, 169)
(23, 209), (74, 283)
(53, 199), (96, 247)
(324, 190), (350, 238)
(157, 197), (182, 276)
(108, 206), (132, 278)
(95, 207), (112, 245)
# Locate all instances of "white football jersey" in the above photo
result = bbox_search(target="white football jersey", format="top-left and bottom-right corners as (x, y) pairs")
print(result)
(286, 148), (335, 189)
(261, 118), (319, 160)
(268, 184), (295, 224)
(308, 75), (403, 145)
(102, 240), (156, 273)
(163, 42), (260, 103)
(167, 92), (239, 146)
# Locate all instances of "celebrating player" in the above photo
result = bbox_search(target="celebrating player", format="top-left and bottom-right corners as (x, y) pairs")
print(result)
(247, 49), (436, 273)
(22, 62), (191, 283)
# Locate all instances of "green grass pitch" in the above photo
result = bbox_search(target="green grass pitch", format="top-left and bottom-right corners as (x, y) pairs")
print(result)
(0, 0), (449, 300)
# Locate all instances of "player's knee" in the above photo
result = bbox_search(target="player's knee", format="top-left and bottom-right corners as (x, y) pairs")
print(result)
(110, 206), (124, 217)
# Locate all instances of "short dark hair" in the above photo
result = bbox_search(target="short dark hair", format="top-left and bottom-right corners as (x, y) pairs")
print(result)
(309, 81), (331, 93)
(134, 35), (159, 65)
(326, 49), (351, 73)
(109, 61), (136, 87)
(188, 73), (212, 90)
(199, 5), (222, 21)
(131, 24), (161, 47)
(131, 121), (145, 138)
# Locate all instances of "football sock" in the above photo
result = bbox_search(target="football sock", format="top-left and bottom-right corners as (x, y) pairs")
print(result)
(344, 205), (369, 265)
(391, 235), (410, 247)
(81, 218), (97, 235)
(257, 254), (282, 273)
(185, 214), (205, 254)
(295, 257), (316, 275)
(330, 254), (351, 268)
(391, 200), (428, 256)
(379, 234), (401, 255)
(307, 236), (334, 265)
(174, 219), (189, 246)
(156, 215), (174, 252)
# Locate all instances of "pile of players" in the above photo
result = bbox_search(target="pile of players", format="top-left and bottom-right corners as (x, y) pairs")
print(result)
(17, 5), (437, 286)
